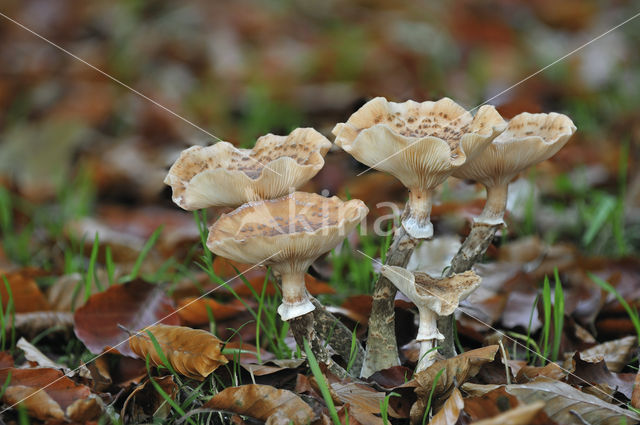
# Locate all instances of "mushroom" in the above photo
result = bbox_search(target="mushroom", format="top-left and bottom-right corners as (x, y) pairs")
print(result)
(207, 192), (368, 321)
(333, 97), (506, 239)
(453, 112), (576, 226)
(164, 128), (332, 210)
(380, 265), (480, 371)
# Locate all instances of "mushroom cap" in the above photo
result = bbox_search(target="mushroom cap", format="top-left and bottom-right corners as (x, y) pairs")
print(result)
(164, 128), (332, 210)
(381, 266), (481, 316)
(332, 97), (506, 191)
(453, 112), (576, 187)
(207, 192), (369, 274)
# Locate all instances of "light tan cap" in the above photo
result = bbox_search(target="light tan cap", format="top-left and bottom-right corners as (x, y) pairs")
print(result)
(164, 128), (332, 210)
(207, 192), (369, 274)
(453, 112), (577, 187)
(332, 97), (506, 191)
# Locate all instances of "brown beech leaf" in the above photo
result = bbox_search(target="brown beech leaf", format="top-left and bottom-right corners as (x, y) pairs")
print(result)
(0, 367), (101, 421)
(463, 377), (640, 425)
(3, 385), (65, 421)
(331, 382), (403, 419)
(176, 297), (245, 325)
(461, 386), (554, 425)
(203, 384), (314, 425)
(412, 346), (498, 400)
(73, 279), (179, 357)
(0, 269), (50, 312)
(408, 346), (499, 422)
(426, 387), (464, 425)
(129, 324), (227, 380)
(516, 362), (567, 383)
(471, 401), (546, 425)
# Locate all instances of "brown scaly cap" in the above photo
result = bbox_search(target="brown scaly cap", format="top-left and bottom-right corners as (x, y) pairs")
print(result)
(207, 192), (368, 320)
(332, 97), (506, 239)
(164, 128), (332, 210)
(453, 112), (577, 187)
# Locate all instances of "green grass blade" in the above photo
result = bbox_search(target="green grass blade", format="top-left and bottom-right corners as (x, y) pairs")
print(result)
(552, 268), (564, 362)
(589, 273), (640, 341)
(541, 276), (552, 363)
(304, 338), (341, 425)
(124, 226), (163, 282)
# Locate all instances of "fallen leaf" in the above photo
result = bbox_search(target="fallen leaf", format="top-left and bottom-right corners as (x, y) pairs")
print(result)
(203, 384), (314, 425)
(463, 377), (640, 425)
(7, 311), (74, 338)
(129, 324), (227, 380)
(3, 385), (65, 421)
(426, 387), (464, 425)
(46, 272), (108, 311)
(121, 375), (178, 423)
(0, 367), (101, 421)
(17, 337), (75, 375)
(565, 335), (637, 373)
(471, 401), (547, 425)
(331, 382), (402, 419)
(409, 345), (499, 419)
(516, 362), (567, 383)
(0, 269), (50, 312)
(176, 297), (245, 325)
(568, 352), (635, 398)
(73, 279), (179, 357)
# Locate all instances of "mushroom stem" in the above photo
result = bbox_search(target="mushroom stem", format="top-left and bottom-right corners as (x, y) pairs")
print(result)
(277, 272), (315, 321)
(289, 311), (348, 379)
(437, 186), (507, 359)
(361, 218), (418, 378)
(475, 184), (508, 226)
(417, 340), (437, 373)
(416, 308), (443, 372)
(402, 188), (435, 239)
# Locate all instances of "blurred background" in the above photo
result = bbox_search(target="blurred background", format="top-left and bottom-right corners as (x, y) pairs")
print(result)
(1, 0), (639, 268)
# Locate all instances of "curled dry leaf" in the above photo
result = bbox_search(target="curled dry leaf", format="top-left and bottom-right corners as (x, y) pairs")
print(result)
(632, 372), (640, 409)
(202, 384), (314, 425)
(121, 375), (178, 423)
(471, 401), (547, 425)
(564, 335), (637, 373)
(408, 345), (499, 420)
(425, 387), (464, 425)
(463, 377), (640, 425)
(461, 386), (553, 424)
(129, 324), (227, 380)
(73, 279), (179, 357)
(0, 367), (102, 421)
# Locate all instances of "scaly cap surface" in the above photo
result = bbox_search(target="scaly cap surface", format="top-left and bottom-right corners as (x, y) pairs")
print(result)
(332, 97), (506, 192)
(207, 192), (369, 275)
(453, 112), (576, 187)
(164, 128), (332, 210)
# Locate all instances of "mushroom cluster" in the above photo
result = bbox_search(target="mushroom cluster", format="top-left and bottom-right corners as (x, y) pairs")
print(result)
(165, 127), (368, 375)
(165, 96), (576, 378)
